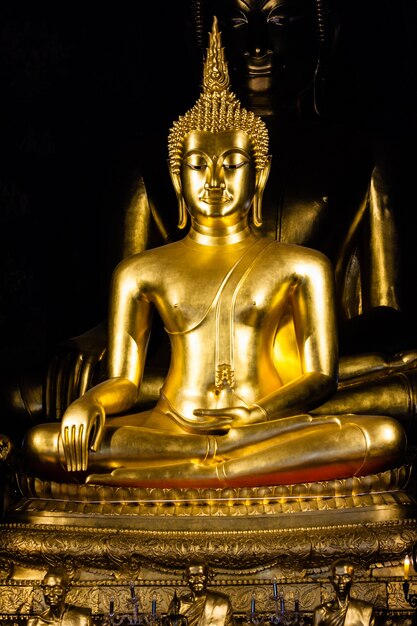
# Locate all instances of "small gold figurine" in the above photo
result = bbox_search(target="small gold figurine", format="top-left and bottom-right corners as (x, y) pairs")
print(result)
(21, 17), (406, 488)
(169, 560), (234, 626)
(313, 559), (376, 626)
(27, 567), (93, 626)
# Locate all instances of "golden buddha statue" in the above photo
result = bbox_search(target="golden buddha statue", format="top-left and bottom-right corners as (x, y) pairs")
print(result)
(21, 17), (406, 489)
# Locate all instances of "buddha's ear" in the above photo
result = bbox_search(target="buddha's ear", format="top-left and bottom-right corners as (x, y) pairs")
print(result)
(168, 161), (188, 230)
(252, 156), (272, 228)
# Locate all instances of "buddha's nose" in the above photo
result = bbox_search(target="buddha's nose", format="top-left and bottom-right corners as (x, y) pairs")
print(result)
(205, 161), (226, 190)
(247, 18), (269, 57)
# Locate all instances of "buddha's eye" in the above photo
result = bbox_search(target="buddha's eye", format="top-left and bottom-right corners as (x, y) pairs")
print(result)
(268, 9), (307, 27)
(267, 14), (288, 26)
(230, 11), (248, 29)
(184, 155), (207, 171)
(223, 154), (249, 170)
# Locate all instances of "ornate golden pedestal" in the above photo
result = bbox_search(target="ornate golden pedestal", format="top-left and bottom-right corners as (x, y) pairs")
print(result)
(1, 468), (417, 623)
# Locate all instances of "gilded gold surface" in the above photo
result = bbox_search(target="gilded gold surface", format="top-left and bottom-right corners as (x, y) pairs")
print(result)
(20, 17), (406, 490)
(313, 559), (375, 626)
(0, 578), (415, 616)
(11, 466), (414, 516)
(2, 515), (417, 576)
(171, 561), (234, 626)
(26, 568), (93, 626)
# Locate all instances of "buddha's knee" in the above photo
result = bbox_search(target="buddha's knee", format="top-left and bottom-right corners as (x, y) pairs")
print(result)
(22, 423), (61, 474)
(355, 415), (407, 465)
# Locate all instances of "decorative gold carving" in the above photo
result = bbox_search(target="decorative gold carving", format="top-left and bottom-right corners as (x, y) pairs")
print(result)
(1, 518), (417, 578)
(13, 466), (414, 517)
(387, 581), (414, 611)
(0, 584), (33, 613)
(350, 583), (387, 609)
(0, 579), (414, 621)
(215, 364), (235, 390)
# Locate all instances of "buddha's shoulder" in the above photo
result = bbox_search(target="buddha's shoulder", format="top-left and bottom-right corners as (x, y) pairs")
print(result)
(113, 242), (183, 273)
(264, 240), (332, 268)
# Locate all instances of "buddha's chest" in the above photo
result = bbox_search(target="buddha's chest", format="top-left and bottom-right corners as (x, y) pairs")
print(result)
(154, 251), (286, 334)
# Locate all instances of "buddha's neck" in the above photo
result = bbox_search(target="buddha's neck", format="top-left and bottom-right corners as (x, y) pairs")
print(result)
(188, 219), (253, 247)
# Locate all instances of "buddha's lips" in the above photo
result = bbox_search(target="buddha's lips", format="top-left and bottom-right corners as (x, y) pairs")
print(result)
(246, 52), (273, 76)
(200, 192), (231, 204)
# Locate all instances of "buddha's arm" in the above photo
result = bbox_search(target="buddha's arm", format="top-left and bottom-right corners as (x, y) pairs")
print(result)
(256, 254), (338, 417)
(365, 163), (400, 312)
(338, 349), (417, 383)
(60, 258), (153, 471)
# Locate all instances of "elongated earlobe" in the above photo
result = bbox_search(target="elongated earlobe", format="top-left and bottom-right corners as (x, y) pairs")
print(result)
(177, 198), (188, 230)
(252, 156), (272, 227)
(169, 161), (188, 229)
(252, 195), (262, 228)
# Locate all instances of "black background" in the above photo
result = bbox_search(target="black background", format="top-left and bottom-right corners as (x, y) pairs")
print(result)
(0, 1), (416, 380)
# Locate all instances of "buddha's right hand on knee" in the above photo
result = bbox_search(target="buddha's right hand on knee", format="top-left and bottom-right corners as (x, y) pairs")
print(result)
(59, 398), (105, 472)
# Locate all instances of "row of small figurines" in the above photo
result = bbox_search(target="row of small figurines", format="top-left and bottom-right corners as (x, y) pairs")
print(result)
(104, 583), (304, 626)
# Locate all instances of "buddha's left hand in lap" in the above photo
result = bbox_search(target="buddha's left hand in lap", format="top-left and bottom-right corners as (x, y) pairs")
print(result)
(193, 405), (266, 427)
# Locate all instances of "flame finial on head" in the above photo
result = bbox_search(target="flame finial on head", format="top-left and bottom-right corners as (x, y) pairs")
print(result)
(202, 16), (230, 94)
(168, 16), (269, 176)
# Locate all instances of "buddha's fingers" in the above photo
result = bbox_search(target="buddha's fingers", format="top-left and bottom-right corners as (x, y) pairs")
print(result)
(75, 423), (85, 472)
(63, 424), (77, 472)
(61, 423), (86, 472)
(193, 405), (264, 426)
(70, 424), (80, 472)
(62, 426), (71, 471)
(166, 411), (232, 435)
(89, 406), (105, 452)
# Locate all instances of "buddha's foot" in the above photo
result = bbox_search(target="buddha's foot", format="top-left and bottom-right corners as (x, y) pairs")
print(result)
(86, 462), (223, 488)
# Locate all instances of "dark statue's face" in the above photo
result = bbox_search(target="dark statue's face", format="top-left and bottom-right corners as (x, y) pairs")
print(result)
(186, 564), (208, 595)
(41, 574), (67, 609)
(215, 0), (320, 113)
(332, 564), (353, 600)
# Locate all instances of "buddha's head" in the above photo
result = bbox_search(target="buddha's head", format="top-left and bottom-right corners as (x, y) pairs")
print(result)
(331, 558), (354, 601)
(168, 16), (271, 231)
(190, 0), (338, 116)
(41, 567), (69, 610)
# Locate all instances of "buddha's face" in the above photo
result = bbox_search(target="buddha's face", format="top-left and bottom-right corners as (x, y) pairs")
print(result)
(41, 573), (67, 609)
(332, 564), (353, 601)
(186, 564), (208, 596)
(181, 129), (256, 228)
(215, 0), (320, 112)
